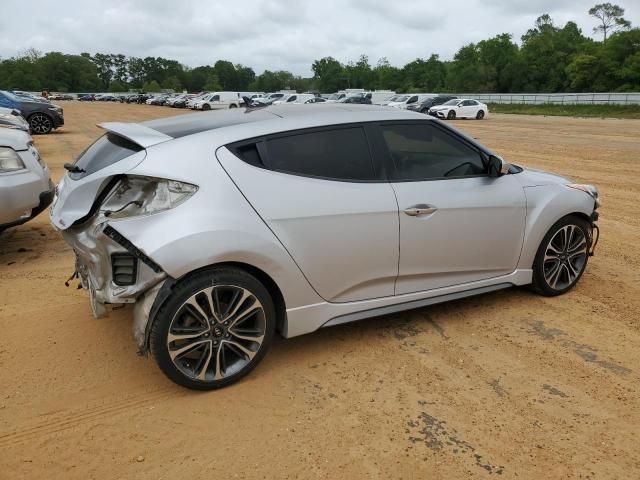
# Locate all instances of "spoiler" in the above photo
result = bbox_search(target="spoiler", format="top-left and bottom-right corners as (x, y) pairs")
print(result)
(97, 122), (172, 149)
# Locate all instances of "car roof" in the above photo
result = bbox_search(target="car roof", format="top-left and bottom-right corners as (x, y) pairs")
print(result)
(143, 104), (432, 139)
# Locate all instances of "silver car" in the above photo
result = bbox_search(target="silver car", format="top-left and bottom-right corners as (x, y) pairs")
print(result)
(1, 128), (54, 231)
(50, 105), (600, 390)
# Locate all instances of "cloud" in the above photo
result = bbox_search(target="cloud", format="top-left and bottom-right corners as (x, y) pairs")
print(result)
(0, 0), (634, 76)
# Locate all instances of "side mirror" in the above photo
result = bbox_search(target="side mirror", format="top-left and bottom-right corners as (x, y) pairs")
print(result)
(487, 155), (510, 177)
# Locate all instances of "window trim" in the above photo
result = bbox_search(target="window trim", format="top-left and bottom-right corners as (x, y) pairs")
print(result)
(375, 120), (490, 183)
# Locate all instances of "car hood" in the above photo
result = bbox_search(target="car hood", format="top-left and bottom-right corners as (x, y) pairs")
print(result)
(516, 167), (572, 187)
(0, 127), (32, 150)
(430, 105), (451, 111)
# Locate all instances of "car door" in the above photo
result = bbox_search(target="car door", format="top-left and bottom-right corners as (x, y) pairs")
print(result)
(209, 94), (224, 109)
(217, 124), (400, 303)
(377, 121), (526, 295)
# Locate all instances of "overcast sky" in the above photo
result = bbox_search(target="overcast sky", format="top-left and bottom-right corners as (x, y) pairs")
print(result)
(0, 0), (637, 76)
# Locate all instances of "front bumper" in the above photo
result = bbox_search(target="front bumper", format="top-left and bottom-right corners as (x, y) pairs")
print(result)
(428, 110), (446, 119)
(0, 166), (55, 229)
(59, 214), (167, 318)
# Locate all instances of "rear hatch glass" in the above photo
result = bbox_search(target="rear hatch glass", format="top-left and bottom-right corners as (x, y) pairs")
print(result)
(69, 133), (143, 180)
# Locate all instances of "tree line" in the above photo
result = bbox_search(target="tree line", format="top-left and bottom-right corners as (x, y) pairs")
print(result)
(0, 4), (637, 94)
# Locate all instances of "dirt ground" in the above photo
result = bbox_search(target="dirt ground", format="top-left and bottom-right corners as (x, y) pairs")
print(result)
(1, 102), (639, 479)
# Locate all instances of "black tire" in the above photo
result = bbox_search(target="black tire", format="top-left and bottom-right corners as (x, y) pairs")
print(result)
(532, 215), (591, 296)
(476, 110), (485, 120)
(420, 108), (428, 114)
(28, 113), (53, 134)
(202, 104), (211, 111)
(229, 104), (238, 109)
(447, 110), (456, 120)
(150, 267), (276, 390)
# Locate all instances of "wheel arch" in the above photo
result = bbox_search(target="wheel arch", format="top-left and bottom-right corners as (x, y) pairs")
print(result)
(142, 261), (287, 354)
(518, 185), (596, 270)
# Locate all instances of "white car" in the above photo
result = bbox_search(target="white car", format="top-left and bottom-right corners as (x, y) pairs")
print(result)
(429, 99), (489, 120)
(381, 94), (431, 109)
(1, 128), (54, 232)
(192, 92), (243, 110)
(273, 94), (315, 105)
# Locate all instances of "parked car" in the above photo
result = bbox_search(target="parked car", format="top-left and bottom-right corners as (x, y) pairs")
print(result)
(1, 128), (54, 232)
(12, 91), (50, 103)
(50, 104), (600, 390)
(96, 94), (118, 102)
(380, 94), (432, 109)
(171, 94), (197, 108)
(0, 107), (30, 131)
(407, 95), (458, 114)
(339, 94), (372, 104)
(0, 90), (64, 134)
(192, 92), (243, 110)
(429, 99), (489, 120)
(78, 94), (96, 102)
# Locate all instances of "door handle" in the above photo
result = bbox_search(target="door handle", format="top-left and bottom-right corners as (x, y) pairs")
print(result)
(403, 204), (437, 216)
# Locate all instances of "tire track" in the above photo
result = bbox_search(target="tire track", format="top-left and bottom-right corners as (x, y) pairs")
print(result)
(0, 387), (185, 447)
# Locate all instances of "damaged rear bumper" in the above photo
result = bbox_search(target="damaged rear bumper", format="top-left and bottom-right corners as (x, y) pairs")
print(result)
(60, 214), (168, 328)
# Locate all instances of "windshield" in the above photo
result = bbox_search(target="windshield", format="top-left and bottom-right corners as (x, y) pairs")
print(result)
(390, 95), (409, 102)
(443, 99), (459, 105)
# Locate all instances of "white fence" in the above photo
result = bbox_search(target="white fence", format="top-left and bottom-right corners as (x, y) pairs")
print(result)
(455, 92), (640, 105)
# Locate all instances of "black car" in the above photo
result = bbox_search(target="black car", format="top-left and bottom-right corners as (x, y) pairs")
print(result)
(78, 94), (96, 101)
(339, 93), (372, 104)
(0, 90), (64, 134)
(407, 95), (458, 114)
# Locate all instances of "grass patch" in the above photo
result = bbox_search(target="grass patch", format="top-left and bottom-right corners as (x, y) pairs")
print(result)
(487, 103), (640, 119)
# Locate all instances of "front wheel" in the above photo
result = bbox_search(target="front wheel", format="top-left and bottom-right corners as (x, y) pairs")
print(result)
(447, 110), (456, 120)
(229, 104), (238, 109)
(150, 267), (276, 390)
(476, 110), (485, 120)
(532, 215), (591, 296)
(28, 113), (53, 134)
(202, 104), (211, 111)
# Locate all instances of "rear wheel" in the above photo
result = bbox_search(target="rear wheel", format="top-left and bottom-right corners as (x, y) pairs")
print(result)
(476, 110), (485, 120)
(229, 104), (238, 109)
(28, 113), (53, 134)
(447, 110), (456, 120)
(532, 215), (591, 296)
(150, 267), (276, 390)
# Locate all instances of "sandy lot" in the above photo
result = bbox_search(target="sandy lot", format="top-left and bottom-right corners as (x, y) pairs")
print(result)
(1, 102), (639, 479)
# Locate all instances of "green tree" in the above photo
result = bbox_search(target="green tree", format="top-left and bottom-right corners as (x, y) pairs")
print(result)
(108, 79), (126, 92)
(142, 80), (161, 92)
(589, 3), (631, 41)
(312, 57), (347, 92)
(203, 74), (222, 91)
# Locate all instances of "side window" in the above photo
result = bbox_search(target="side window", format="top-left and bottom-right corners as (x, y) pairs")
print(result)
(381, 123), (486, 180)
(211, 95), (220, 101)
(266, 127), (376, 181)
(408, 96), (418, 104)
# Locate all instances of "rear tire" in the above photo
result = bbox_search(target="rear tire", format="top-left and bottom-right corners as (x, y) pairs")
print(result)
(229, 104), (238, 109)
(150, 267), (276, 390)
(476, 110), (485, 120)
(532, 215), (591, 296)
(28, 113), (53, 134)
(447, 110), (456, 120)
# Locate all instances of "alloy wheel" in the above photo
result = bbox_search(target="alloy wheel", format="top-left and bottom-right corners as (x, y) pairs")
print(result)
(166, 285), (266, 381)
(29, 114), (52, 134)
(543, 224), (588, 290)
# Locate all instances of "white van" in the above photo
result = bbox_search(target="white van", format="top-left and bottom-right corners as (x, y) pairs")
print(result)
(381, 93), (433, 109)
(192, 92), (243, 110)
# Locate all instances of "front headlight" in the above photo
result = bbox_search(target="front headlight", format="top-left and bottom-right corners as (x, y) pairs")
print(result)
(566, 184), (600, 208)
(0, 147), (26, 173)
(48, 106), (63, 114)
(100, 176), (198, 219)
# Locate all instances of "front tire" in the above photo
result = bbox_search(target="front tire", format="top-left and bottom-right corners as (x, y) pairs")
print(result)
(447, 110), (456, 120)
(532, 215), (591, 296)
(150, 267), (276, 390)
(202, 104), (211, 111)
(476, 110), (485, 120)
(28, 113), (53, 134)
(229, 104), (238, 109)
